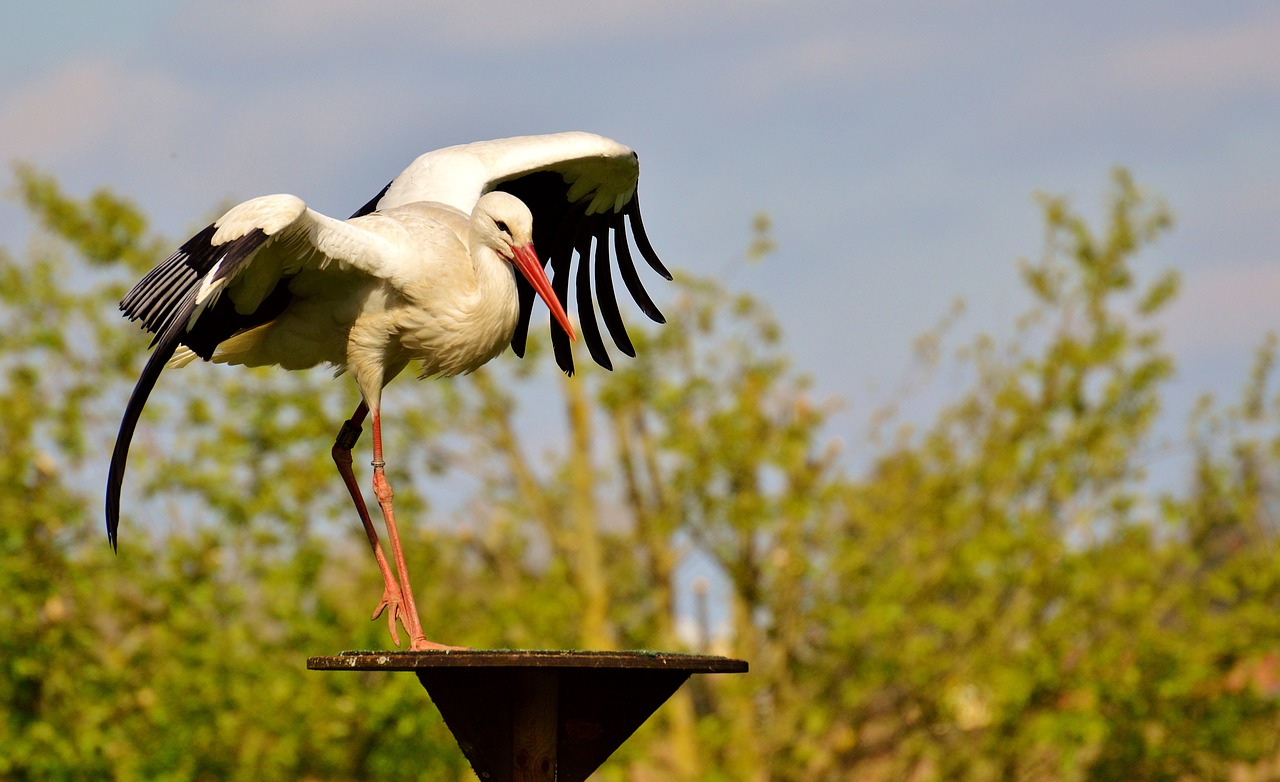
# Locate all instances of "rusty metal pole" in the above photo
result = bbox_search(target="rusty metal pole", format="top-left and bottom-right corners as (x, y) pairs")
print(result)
(512, 668), (558, 782)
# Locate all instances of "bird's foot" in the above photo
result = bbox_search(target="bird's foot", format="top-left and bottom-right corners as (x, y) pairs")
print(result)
(409, 636), (470, 652)
(370, 585), (467, 650)
(370, 584), (406, 647)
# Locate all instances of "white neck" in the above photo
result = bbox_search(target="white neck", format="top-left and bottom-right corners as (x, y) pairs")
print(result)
(471, 244), (520, 328)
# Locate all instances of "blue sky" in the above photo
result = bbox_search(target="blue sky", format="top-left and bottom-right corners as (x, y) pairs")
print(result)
(3, 1), (1279, 469)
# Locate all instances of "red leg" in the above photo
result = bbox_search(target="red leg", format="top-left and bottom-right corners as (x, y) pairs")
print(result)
(369, 407), (459, 651)
(331, 402), (409, 646)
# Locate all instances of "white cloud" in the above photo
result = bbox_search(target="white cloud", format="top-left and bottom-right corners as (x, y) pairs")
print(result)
(731, 25), (943, 102)
(1105, 12), (1280, 96)
(998, 9), (1280, 146)
(1027, 10), (1280, 125)
(0, 50), (426, 237)
(0, 58), (191, 165)
(169, 0), (787, 56)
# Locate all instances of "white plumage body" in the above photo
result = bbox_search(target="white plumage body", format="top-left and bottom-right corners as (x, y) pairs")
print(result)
(190, 200), (523, 398)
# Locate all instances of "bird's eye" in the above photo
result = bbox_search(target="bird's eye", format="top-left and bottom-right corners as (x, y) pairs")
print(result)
(495, 220), (509, 235)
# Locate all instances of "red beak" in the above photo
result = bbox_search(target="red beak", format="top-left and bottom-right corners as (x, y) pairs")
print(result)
(511, 243), (576, 342)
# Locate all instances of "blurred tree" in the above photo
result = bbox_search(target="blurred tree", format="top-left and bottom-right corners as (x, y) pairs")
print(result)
(1, 165), (1279, 782)
(0, 170), (472, 780)
(800, 170), (1280, 781)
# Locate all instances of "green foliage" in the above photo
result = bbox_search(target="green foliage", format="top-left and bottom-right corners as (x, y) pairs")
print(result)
(2, 165), (1279, 781)
(11, 164), (162, 273)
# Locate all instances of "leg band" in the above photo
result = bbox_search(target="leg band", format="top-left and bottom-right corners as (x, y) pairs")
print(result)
(335, 419), (363, 450)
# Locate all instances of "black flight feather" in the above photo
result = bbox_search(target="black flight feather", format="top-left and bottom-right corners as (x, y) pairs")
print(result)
(495, 171), (669, 373)
(108, 224), (274, 548)
(546, 200), (586, 375)
(626, 193), (672, 280)
(595, 216), (635, 357)
(350, 180), (392, 219)
(575, 230), (612, 371)
(106, 299), (194, 551)
(614, 216), (665, 325)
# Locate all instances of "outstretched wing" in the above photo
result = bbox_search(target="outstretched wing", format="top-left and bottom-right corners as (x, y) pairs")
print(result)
(361, 132), (671, 374)
(107, 196), (398, 549)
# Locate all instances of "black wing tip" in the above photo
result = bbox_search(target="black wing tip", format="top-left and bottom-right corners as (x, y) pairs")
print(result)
(105, 486), (120, 552)
(107, 296), (192, 559)
(575, 234), (614, 371)
(120, 222), (273, 342)
(502, 175), (669, 369)
(626, 195), (673, 281)
(592, 220), (636, 360)
(106, 467), (122, 553)
(613, 218), (667, 325)
(552, 331), (575, 375)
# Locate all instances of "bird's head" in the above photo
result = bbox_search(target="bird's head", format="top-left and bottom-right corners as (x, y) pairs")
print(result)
(473, 191), (576, 342)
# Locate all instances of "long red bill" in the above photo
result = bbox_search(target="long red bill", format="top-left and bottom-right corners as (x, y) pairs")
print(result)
(511, 243), (576, 342)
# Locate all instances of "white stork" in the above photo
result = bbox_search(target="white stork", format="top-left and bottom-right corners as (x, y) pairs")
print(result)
(107, 132), (670, 650)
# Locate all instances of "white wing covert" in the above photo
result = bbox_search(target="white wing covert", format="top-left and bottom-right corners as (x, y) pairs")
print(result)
(356, 132), (672, 374)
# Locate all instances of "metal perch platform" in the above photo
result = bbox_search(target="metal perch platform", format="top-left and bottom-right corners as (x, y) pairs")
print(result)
(308, 649), (748, 781)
